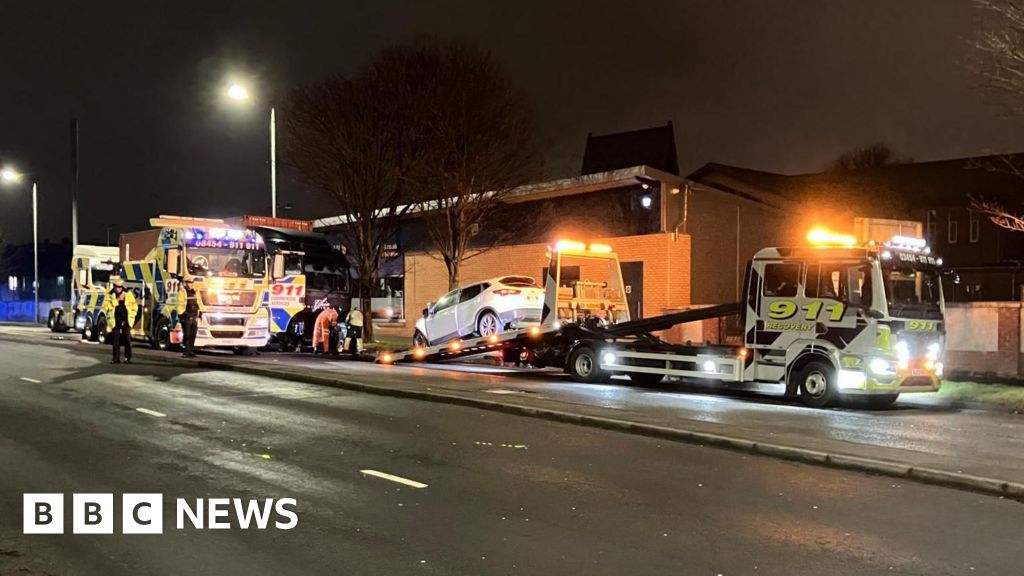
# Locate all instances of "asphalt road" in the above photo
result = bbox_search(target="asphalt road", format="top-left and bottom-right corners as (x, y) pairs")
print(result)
(1, 339), (1023, 575)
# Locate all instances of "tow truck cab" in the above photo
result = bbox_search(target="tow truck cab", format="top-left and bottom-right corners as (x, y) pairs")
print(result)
(744, 231), (944, 405)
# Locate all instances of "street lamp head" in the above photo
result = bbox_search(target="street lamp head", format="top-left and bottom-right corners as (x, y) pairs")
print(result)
(226, 83), (251, 102)
(0, 167), (23, 183)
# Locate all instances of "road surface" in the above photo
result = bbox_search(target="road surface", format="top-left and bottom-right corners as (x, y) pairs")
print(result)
(1, 339), (1023, 575)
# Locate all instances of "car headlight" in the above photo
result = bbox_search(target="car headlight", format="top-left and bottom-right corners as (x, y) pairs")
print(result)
(868, 357), (897, 376)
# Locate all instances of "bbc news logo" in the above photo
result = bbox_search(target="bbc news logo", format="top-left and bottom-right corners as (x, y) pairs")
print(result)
(23, 494), (298, 534)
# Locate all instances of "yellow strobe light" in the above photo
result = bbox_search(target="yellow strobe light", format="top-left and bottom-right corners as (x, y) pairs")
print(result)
(806, 227), (856, 247)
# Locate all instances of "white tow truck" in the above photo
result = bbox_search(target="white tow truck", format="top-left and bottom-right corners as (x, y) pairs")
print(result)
(382, 229), (945, 409)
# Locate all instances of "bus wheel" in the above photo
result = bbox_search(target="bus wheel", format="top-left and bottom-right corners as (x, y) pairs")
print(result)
(568, 345), (605, 383)
(867, 394), (899, 409)
(797, 361), (836, 408)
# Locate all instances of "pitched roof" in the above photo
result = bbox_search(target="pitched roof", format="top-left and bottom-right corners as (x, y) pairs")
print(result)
(581, 122), (679, 176)
(688, 153), (1024, 216)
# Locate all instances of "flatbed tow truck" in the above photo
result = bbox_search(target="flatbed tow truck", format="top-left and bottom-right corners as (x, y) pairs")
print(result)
(381, 229), (945, 409)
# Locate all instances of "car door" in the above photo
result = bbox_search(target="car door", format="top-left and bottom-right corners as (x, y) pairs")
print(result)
(427, 289), (460, 343)
(454, 283), (483, 336)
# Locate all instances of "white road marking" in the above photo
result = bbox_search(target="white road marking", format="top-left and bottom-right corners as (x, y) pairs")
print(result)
(359, 469), (428, 489)
(135, 407), (166, 418)
(19, 377), (42, 384)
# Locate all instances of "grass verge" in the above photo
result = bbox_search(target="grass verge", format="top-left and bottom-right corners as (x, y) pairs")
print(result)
(938, 380), (1024, 412)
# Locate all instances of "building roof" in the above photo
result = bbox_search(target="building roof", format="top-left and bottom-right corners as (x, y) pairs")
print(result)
(688, 153), (1024, 216)
(581, 122), (679, 176)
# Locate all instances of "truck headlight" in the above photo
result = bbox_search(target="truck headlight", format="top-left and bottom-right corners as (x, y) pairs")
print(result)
(254, 315), (269, 328)
(925, 342), (940, 362)
(603, 352), (617, 365)
(868, 357), (897, 376)
(894, 340), (910, 363)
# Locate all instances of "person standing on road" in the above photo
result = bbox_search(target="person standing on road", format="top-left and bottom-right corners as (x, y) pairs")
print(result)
(312, 306), (338, 355)
(177, 277), (201, 358)
(344, 306), (364, 354)
(103, 277), (137, 364)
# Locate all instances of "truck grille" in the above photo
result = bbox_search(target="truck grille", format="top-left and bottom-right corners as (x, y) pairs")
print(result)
(201, 290), (257, 307)
(207, 316), (247, 327)
(211, 330), (245, 339)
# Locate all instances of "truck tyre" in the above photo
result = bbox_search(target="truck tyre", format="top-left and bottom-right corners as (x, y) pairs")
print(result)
(47, 310), (58, 331)
(153, 318), (171, 350)
(866, 394), (899, 409)
(95, 315), (108, 344)
(233, 346), (256, 356)
(567, 345), (605, 383)
(796, 360), (836, 408)
(628, 372), (665, 386)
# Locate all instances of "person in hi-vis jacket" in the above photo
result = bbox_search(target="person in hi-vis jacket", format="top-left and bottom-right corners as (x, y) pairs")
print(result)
(102, 277), (137, 364)
(177, 277), (201, 358)
(312, 306), (339, 355)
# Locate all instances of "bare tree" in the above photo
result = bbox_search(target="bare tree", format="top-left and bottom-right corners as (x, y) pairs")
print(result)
(281, 75), (418, 341)
(967, 1), (1024, 231)
(375, 39), (538, 290)
(829, 142), (909, 172)
(970, 0), (1024, 115)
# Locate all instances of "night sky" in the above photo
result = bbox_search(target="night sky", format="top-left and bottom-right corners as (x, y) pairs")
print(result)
(1, 0), (1022, 245)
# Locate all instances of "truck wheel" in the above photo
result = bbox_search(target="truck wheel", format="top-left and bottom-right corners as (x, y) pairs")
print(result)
(866, 394), (899, 409)
(153, 319), (170, 350)
(47, 310), (57, 331)
(627, 372), (665, 386)
(568, 345), (605, 383)
(233, 347), (256, 356)
(797, 360), (836, 408)
(95, 316), (108, 344)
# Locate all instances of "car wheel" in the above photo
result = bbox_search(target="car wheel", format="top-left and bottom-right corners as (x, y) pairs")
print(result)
(797, 360), (836, 408)
(413, 330), (429, 348)
(567, 345), (606, 383)
(477, 311), (500, 337)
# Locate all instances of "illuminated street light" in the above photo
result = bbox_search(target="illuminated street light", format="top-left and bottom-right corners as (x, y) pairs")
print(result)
(0, 166), (40, 323)
(226, 83), (251, 101)
(222, 81), (278, 218)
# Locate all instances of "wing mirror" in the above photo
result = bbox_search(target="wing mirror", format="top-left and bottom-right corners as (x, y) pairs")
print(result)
(423, 303), (433, 318)
(271, 254), (285, 280)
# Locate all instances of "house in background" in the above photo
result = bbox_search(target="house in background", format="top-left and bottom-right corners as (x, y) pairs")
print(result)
(688, 155), (1024, 302)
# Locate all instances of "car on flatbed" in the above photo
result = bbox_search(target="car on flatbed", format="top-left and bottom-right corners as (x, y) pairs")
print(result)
(413, 276), (544, 346)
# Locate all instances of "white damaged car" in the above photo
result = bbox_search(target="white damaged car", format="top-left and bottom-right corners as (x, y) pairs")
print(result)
(413, 276), (544, 347)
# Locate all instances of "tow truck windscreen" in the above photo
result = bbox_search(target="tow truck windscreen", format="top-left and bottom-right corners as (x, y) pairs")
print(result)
(883, 261), (942, 317)
(187, 247), (267, 278)
(91, 263), (115, 285)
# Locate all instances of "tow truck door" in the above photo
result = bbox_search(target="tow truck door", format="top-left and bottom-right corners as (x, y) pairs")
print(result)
(748, 260), (806, 382)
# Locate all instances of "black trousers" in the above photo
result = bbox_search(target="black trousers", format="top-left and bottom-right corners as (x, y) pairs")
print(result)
(181, 314), (198, 354)
(347, 325), (361, 353)
(111, 322), (132, 362)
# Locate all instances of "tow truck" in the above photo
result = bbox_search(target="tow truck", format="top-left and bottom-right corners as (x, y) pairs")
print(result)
(381, 229), (945, 409)
(47, 244), (119, 337)
(116, 216), (276, 352)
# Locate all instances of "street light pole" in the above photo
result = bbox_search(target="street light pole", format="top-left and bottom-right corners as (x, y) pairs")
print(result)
(32, 182), (38, 324)
(270, 107), (277, 218)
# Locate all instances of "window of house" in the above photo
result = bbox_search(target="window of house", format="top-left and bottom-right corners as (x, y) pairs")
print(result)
(762, 263), (801, 297)
(927, 210), (937, 242)
(970, 213), (980, 243)
(948, 217), (958, 244)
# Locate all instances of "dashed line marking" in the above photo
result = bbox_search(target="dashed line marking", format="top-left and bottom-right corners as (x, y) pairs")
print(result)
(360, 469), (428, 489)
(19, 377), (42, 384)
(135, 407), (166, 418)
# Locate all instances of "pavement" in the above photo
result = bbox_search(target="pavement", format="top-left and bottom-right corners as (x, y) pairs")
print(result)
(1, 339), (1024, 575)
(4, 324), (1024, 491)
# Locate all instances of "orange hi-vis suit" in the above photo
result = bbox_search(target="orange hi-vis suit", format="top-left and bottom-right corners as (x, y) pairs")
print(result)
(312, 307), (338, 353)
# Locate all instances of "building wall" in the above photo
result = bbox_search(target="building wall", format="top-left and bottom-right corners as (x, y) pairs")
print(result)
(944, 301), (1024, 379)
(376, 232), (691, 338)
